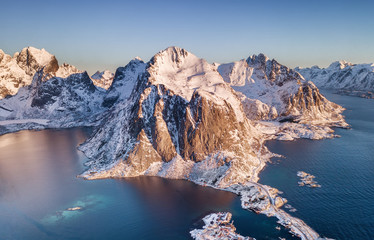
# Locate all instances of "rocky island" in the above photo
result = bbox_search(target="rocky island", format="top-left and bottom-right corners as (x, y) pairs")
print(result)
(190, 212), (254, 240)
(297, 171), (321, 188)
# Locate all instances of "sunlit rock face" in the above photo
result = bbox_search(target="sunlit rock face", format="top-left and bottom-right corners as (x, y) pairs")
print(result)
(91, 70), (114, 90)
(0, 47), (82, 99)
(217, 54), (346, 126)
(80, 47), (265, 188)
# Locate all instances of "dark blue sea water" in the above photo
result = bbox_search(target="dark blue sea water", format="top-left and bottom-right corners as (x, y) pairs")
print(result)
(260, 92), (374, 239)
(0, 92), (372, 240)
(0, 128), (289, 240)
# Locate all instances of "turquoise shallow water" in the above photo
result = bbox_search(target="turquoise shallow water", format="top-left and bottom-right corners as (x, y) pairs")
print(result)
(0, 91), (372, 240)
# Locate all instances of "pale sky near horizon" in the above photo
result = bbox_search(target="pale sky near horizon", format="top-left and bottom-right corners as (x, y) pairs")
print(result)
(1, 0), (373, 74)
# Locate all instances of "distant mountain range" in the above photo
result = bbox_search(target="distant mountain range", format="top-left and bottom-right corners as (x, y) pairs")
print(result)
(0, 47), (115, 99)
(296, 61), (374, 98)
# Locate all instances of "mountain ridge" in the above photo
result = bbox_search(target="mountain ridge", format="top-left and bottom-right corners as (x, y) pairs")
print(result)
(296, 61), (374, 98)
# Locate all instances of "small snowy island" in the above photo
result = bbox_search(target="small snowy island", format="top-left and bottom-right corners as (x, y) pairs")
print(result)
(297, 171), (321, 188)
(190, 212), (254, 240)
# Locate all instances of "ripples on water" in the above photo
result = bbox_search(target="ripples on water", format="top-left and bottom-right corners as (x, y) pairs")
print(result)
(261, 92), (374, 239)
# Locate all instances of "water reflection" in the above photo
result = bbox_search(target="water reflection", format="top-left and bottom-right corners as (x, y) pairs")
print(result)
(0, 128), (288, 240)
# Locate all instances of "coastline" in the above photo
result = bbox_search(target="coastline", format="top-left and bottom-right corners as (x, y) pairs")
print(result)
(79, 124), (342, 240)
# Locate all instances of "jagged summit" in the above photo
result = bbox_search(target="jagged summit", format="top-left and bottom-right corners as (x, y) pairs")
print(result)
(133, 56), (143, 61)
(90, 70), (114, 90)
(327, 60), (354, 70)
(247, 53), (270, 66)
(151, 46), (191, 64)
(146, 46), (245, 121)
(217, 54), (346, 125)
(0, 47), (81, 99)
(296, 60), (374, 98)
(102, 57), (147, 107)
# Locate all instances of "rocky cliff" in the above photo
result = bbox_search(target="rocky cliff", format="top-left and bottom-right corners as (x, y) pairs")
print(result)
(79, 47), (332, 240)
(91, 70), (114, 90)
(80, 47), (266, 187)
(0, 47), (81, 99)
(217, 54), (346, 126)
(0, 69), (107, 135)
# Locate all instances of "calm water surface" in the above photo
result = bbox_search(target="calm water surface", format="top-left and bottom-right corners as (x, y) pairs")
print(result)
(0, 128), (289, 240)
(261, 92), (374, 239)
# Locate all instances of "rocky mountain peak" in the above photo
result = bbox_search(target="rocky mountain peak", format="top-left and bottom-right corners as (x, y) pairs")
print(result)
(246, 53), (269, 67)
(327, 60), (354, 70)
(16, 47), (59, 75)
(91, 70), (114, 90)
(150, 46), (192, 67)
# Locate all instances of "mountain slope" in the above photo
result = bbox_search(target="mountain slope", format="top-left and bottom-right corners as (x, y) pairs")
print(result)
(217, 54), (346, 126)
(0, 47), (81, 99)
(0, 70), (107, 134)
(80, 47), (265, 186)
(102, 57), (146, 108)
(296, 61), (374, 98)
(79, 47), (331, 240)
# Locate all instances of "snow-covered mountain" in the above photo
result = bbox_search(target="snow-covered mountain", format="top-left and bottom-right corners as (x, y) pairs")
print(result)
(217, 54), (346, 126)
(0, 47), (81, 99)
(80, 46), (348, 182)
(78, 47), (339, 239)
(80, 47), (264, 186)
(91, 70), (114, 90)
(295, 61), (374, 98)
(102, 57), (146, 107)
(0, 69), (107, 135)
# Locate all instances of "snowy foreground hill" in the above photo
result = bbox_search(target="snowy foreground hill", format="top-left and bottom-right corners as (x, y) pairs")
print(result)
(0, 46), (346, 240)
(296, 61), (374, 98)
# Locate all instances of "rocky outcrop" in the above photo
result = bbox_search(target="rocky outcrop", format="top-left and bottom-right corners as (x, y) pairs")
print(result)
(0, 47), (82, 99)
(91, 70), (114, 90)
(217, 54), (347, 127)
(80, 47), (265, 187)
(296, 61), (374, 98)
(16, 47), (59, 75)
(190, 212), (254, 240)
(101, 58), (146, 108)
(0, 69), (107, 135)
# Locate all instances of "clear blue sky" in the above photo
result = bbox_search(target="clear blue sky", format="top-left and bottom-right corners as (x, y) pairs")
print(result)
(1, 0), (373, 74)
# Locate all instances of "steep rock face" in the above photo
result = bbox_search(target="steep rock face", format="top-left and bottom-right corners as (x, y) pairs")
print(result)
(91, 70), (114, 90)
(56, 63), (82, 78)
(296, 61), (374, 98)
(80, 47), (265, 187)
(217, 55), (346, 126)
(0, 47), (82, 99)
(102, 58), (146, 107)
(16, 47), (59, 75)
